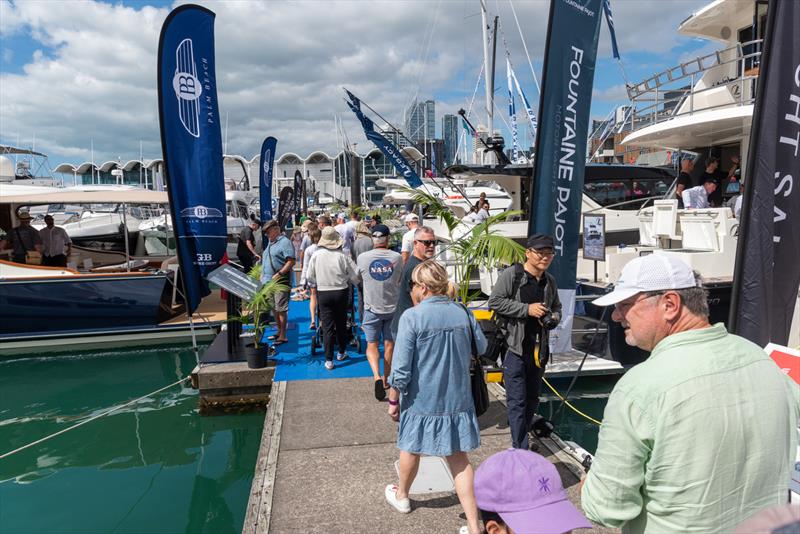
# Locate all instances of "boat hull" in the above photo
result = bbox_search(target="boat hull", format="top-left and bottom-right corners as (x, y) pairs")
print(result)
(0, 273), (172, 340)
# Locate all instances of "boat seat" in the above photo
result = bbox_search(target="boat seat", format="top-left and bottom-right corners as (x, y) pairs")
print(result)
(652, 199), (681, 241)
(677, 211), (719, 251)
(637, 210), (657, 247)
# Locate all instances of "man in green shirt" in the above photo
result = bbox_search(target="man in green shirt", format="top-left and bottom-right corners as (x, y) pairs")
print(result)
(582, 253), (798, 533)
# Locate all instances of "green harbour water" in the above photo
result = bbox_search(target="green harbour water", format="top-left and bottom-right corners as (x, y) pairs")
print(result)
(0, 345), (264, 534)
(537, 375), (617, 455)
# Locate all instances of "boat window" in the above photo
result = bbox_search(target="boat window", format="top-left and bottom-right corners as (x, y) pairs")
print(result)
(583, 178), (671, 210)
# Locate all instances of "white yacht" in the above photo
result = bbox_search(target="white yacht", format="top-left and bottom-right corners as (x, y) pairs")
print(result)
(378, 177), (514, 216)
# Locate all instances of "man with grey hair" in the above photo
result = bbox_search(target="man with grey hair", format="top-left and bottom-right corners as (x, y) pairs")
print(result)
(357, 224), (403, 400)
(391, 226), (436, 336)
(581, 253), (798, 533)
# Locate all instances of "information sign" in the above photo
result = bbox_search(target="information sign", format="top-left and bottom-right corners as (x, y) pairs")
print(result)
(582, 213), (606, 261)
(206, 264), (259, 301)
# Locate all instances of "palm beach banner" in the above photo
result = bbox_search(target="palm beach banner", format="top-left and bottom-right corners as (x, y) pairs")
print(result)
(730, 0), (800, 346)
(528, 0), (603, 353)
(344, 89), (423, 188)
(259, 136), (277, 222)
(157, 4), (227, 314)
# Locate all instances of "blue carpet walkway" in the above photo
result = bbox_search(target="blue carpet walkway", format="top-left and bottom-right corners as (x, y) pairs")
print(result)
(264, 297), (386, 382)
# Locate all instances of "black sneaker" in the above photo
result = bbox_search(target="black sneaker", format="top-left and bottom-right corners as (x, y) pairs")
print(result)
(374, 379), (386, 401)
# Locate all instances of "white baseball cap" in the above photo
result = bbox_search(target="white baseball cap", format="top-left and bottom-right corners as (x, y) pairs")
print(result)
(592, 253), (698, 306)
(404, 213), (419, 223)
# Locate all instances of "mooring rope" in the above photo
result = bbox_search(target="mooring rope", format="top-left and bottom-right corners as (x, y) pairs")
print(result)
(0, 375), (191, 461)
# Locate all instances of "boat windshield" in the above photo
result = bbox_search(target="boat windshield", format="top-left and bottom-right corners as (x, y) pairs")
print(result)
(583, 166), (674, 210)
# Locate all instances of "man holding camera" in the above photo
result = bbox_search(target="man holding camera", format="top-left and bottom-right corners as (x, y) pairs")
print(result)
(488, 234), (561, 450)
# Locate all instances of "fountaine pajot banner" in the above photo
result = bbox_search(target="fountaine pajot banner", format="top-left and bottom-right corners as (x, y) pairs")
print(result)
(157, 4), (227, 314)
(528, 0), (603, 353)
(730, 0), (800, 346)
(259, 136), (277, 222)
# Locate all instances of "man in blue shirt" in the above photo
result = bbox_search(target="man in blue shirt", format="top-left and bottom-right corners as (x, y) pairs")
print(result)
(261, 219), (295, 345)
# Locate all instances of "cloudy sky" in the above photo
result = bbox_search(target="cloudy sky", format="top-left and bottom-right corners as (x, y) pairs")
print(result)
(0, 0), (712, 168)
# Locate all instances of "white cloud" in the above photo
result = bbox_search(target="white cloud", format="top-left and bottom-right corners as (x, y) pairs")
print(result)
(0, 0), (714, 167)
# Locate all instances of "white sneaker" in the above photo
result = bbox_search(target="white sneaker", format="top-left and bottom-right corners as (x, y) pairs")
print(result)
(324, 360), (334, 370)
(336, 352), (349, 361)
(384, 484), (410, 513)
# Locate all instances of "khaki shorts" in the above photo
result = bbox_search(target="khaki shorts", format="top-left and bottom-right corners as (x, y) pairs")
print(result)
(271, 290), (290, 313)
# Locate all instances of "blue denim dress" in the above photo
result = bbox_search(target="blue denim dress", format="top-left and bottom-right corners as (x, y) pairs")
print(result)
(389, 296), (488, 456)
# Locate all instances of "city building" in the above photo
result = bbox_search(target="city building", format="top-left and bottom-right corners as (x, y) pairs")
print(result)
(442, 114), (459, 166)
(404, 99), (435, 143)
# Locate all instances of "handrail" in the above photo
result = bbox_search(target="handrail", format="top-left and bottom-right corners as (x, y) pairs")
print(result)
(627, 39), (762, 130)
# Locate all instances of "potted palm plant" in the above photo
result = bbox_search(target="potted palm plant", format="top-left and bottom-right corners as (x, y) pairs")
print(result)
(240, 264), (289, 368)
(402, 186), (525, 304)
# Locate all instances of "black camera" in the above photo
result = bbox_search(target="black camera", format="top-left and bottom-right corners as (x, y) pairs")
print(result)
(540, 308), (559, 330)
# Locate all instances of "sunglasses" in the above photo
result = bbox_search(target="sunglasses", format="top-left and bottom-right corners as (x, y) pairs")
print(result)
(528, 248), (555, 258)
(415, 239), (436, 247)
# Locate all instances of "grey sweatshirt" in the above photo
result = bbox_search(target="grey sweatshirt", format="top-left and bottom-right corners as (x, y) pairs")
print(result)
(306, 247), (361, 291)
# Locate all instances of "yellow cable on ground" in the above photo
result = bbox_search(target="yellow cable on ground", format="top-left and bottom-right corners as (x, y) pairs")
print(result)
(542, 377), (602, 426)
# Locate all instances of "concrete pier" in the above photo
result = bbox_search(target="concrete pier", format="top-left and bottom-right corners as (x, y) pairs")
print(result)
(243, 376), (618, 533)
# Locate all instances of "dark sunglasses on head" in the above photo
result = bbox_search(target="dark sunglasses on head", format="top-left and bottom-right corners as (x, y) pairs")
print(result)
(415, 239), (436, 247)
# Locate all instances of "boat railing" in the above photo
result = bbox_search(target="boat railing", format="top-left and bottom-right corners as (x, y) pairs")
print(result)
(626, 39), (763, 130)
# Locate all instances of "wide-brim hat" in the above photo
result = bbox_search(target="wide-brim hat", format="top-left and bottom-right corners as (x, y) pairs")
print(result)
(592, 253), (698, 307)
(17, 212), (33, 221)
(318, 226), (343, 250)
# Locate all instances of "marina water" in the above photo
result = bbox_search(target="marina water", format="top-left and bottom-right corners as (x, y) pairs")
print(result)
(0, 345), (263, 533)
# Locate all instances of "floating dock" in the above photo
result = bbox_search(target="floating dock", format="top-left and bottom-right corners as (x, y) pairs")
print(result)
(243, 377), (618, 533)
(236, 298), (620, 533)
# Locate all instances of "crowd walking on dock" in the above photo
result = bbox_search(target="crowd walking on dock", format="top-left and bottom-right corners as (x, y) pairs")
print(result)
(249, 209), (798, 534)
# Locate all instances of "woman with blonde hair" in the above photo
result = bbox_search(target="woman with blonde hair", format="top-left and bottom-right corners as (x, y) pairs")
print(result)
(385, 260), (487, 534)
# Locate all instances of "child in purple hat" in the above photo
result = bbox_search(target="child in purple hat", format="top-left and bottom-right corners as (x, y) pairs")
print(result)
(473, 448), (591, 534)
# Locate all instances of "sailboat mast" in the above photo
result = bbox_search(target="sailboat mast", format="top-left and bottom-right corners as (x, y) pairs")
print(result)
(480, 0), (493, 164)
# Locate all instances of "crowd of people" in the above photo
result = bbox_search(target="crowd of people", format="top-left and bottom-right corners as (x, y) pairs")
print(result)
(236, 205), (798, 534)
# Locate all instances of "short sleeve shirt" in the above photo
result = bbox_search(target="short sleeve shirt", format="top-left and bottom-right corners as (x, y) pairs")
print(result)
(357, 248), (403, 314)
(10, 225), (41, 256)
(261, 234), (295, 283)
(401, 229), (415, 254)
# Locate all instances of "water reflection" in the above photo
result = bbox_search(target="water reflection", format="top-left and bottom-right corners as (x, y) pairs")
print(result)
(0, 344), (264, 533)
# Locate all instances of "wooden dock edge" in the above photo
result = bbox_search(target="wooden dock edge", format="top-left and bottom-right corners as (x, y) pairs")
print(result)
(242, 380), (286, 534)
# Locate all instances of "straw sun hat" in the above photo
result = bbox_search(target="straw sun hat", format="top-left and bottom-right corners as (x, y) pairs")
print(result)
(318, 226), (343, 250)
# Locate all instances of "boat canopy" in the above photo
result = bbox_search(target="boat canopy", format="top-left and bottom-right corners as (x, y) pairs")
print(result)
(0, 187), (169, 205)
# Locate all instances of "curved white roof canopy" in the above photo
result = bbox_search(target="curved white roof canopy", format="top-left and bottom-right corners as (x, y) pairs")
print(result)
(678, 0), (754, 43)
(622, 105), (752, 149)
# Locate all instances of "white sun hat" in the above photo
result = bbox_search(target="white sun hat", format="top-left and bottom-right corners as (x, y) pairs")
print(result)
(592, 253), (698, 306)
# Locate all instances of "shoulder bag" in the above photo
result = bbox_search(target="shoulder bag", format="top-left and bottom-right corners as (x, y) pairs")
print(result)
(461, 304), (490, 417)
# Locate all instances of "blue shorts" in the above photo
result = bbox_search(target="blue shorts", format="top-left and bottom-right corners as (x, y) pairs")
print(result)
(361, 309), (395, 343)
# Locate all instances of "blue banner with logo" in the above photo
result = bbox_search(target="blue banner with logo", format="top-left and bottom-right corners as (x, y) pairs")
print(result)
(157, 4), (227, 314)
(730, 0), (800, 346)
(344, 89), (423, 188)
(259, 136), (277, 222)
(528, 0), (603, 352)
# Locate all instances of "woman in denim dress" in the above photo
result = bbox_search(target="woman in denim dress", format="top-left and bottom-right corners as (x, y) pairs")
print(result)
(385, 261), (487, 534)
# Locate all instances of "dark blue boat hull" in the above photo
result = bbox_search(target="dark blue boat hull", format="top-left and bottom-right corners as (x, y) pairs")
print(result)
(0, 274), (171, 339)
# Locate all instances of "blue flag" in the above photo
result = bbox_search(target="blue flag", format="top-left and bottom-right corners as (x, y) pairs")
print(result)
(603, 0), (620, 60)
(344, 89), (423, 188)
(157, 4), (227, 314)
(259, 136), (277, 222)
(529, 0), (603, 352)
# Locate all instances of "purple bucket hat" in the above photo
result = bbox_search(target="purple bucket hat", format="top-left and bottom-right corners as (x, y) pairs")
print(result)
(474, 448), (591, 534)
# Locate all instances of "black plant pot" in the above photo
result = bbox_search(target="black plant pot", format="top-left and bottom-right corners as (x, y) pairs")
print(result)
(244, 342), (269, 369)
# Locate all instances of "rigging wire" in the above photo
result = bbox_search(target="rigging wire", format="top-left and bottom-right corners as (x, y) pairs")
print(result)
(0, 375), (191, 460)
(508, 0), (541, 96)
